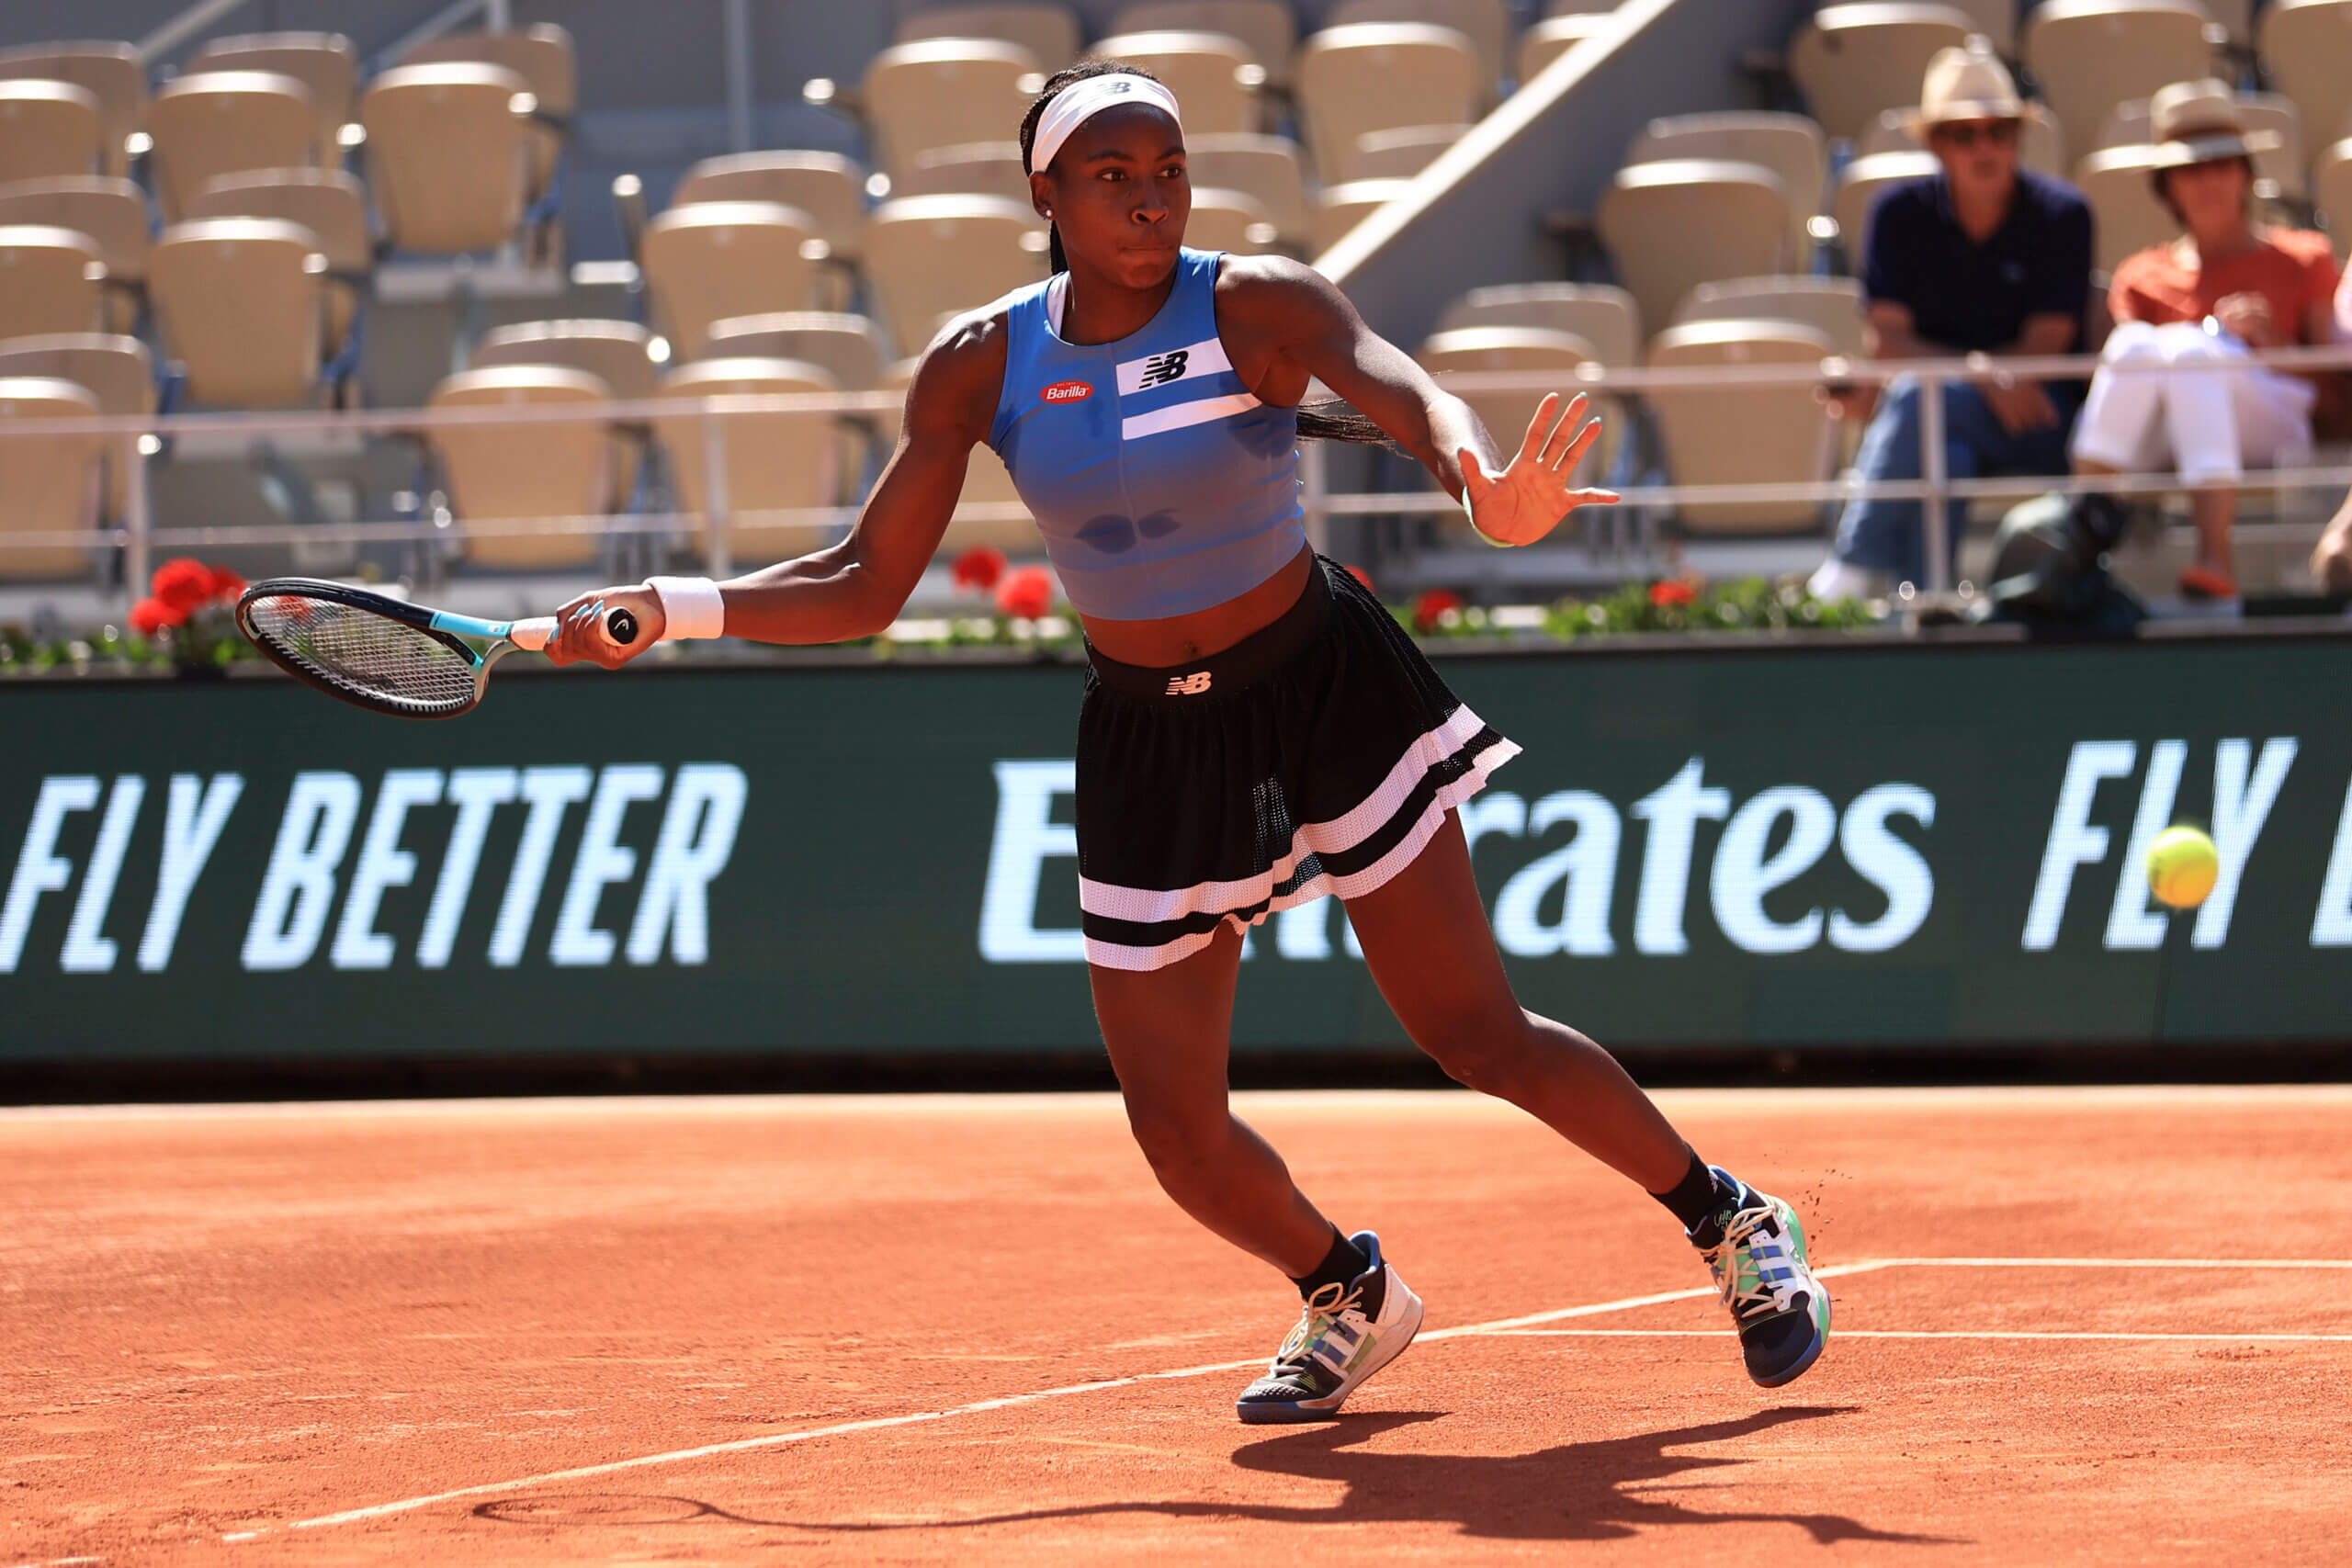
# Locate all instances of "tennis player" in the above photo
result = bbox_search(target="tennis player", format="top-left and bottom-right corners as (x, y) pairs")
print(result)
(548, 62), (1830, 1421)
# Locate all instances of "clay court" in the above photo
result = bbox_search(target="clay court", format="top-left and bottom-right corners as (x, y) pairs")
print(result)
(6, 1085), (2346, 1566)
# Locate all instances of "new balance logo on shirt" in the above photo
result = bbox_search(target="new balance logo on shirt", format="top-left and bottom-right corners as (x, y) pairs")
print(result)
(1164, 671), (1213, 696)
(1136, 349), (1189, 388)
(1116, 336), (1261, 442)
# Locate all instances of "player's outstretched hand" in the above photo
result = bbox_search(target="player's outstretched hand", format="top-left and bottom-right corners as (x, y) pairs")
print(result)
(545, 583), (665, 668)
(1455, 391), (1621, 547)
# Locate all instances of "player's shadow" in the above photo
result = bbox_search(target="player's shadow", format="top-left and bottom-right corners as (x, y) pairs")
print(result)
(475, 1405), (1963, 1545)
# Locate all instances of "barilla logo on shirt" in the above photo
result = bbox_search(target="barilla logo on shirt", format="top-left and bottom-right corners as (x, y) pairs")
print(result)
(1041, 380), (1093, 404)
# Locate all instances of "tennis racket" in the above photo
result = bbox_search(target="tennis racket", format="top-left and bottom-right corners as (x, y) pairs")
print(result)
(237, 577), (637, 720)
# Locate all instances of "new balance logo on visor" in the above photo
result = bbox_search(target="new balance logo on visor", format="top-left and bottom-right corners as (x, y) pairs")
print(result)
(1164, 671), (1213, 695)
(1137, 349), (1189, 389)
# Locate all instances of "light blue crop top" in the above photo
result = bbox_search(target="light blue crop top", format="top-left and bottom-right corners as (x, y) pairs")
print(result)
(984, 248), (1306, 620)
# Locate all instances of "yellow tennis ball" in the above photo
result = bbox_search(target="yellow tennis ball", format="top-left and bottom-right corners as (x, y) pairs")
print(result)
(2146, 826), (2220, 909)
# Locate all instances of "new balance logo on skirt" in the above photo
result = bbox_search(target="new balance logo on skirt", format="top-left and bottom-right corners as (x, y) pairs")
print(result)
(1164, 671), (1213, 695)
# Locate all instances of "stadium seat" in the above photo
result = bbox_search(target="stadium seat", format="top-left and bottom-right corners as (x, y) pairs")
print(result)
(1860, 100), (2068, 178)
(0, 376), (103, 580)
(1675, 275), (1868, 358)
(899, 141), (1034, 203)
(0, 80), (104, 185)
(2203, 0), (2256, 47)
(0, 225), (105, 341)
(1085, 30), (1264, 135)
(673, 151), (870, 260)
(1418, 325), (1611, 490)
(401, 24), (576, 200)
(1329, 0), (1510, 97)
(1295, 23), (1483, 186)
(897, 4), (1081, 68)
(655, 358), (848, 555)
(2022, 0), (2220, 164)
(863, 195), (1047, 355)
(0, 335), (153, 525)
(2098, 91), (2304, 197)
(1436, 281), (1641, 367)
(896, 357), (1043, 547)
(0, 41), (144, 174)
(859, 40), (1046, 183)
(186, 32), (357, 162)
(1184, 133), (1312, 248)
(186, 169), (371, 352)
(641, 200), (827, 360)
(472, 320), (661, 509)
(1787, 4), (1973, 141)
(427, 365), (616, 570)
(1345, 123), (1471, 181)
(359, 63), (540, 255)
(1111, 2), (1296, 85)
(2073, 145), (2180, 271)
(2260, 2), (2352, 154)
(2316, 140), (2352, 256)
(702, 312), (888, 389)
(1182, 187), (1282, 252)
(143, 71), (320, 222)
(1517, 13), (1620, 82)
(1313, 178), (1413, 253)
(0, 178), (149, 331)
(1645, 319), (1838, 531)
(1832, 149), (1939, 263)
(147, 218), (327, 408)
(1627, 112), (1827, 257)
(1928, 0), (2022, 52)
(1597, 160), (1792, 336)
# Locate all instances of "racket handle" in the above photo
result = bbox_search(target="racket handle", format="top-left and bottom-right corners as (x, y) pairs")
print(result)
(509, 606), (639, 654)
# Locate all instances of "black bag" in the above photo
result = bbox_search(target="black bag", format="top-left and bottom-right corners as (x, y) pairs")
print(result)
(1979, 491), (2145, 635)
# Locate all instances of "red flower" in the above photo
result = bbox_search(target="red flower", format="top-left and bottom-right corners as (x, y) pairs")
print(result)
(1344, 563), (1375, 594)
(994, 565), (1053, 620)
(129, 597), (178, 637)
(1649, 579), (1697, 608)
(1412, 588), (1463, 634)
(206, 566), (247, 602)
(952, 545), (1007, 592)
(151, 558), (216, 615)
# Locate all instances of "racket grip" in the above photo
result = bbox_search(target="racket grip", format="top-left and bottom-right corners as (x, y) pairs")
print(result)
(511, 607), (638, 654)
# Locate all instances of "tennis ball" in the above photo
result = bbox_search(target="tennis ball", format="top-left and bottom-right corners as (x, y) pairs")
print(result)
(2146, 826), (2220, 909)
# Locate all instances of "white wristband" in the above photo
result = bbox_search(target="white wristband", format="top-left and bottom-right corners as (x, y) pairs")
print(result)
(646, 575), (726, 640)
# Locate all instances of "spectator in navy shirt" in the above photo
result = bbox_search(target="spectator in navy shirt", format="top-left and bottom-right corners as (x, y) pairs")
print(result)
(1809, 42), (2094, 598)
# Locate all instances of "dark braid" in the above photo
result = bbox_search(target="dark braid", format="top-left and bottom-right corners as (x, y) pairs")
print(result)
(1018, 62), (1397, 449)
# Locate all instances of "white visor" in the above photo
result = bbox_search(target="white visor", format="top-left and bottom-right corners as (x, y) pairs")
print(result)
(1029, 73), (1183, 175)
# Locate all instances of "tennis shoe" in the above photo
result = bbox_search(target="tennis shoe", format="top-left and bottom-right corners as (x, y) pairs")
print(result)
(1691, 1168), (1830, 1388)
(1235, 1230), (1423, 1424)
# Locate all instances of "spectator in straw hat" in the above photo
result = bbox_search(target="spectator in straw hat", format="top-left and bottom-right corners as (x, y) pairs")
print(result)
(1809, 39), (2091, 601)
(2070, 80), (2343, 601)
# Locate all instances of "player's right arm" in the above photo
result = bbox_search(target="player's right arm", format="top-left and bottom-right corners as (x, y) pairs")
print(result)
(544, 313), (1006, 666)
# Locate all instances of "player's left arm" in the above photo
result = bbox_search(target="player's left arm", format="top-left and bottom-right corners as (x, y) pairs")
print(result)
(1217, 254), (1618, 546)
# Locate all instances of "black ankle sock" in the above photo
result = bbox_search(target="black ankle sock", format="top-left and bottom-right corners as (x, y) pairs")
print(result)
(1291, 1228), (1368, 1300)
(1652, 1149), (1733, 1234)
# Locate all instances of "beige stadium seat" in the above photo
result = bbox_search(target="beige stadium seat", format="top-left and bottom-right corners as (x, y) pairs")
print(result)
(428, 365), (615, 570)
(0, 80), (104, 184)
(1329, 0), (1510, 96)
(148, 218), (327, 407)
(1932, 0), (2024, 52)
(1313, 178), (1412, 253)
(472, 320), (659, 508)
(2199, 0), (2256, 47)
(1085, 30), (1264, 135)
(1518, 14), (1619, 81)
(2097, 91), (2303, 197)
(1184, 132), (1311, 247)
(187, 169), (371, 352)
(2073, 145), (2178, 271)
(187, 32), (356, 161)
(0, 335), (151, 525)
(1295, 23), (1483, 186)
(0, 42), (144, 175)
(1419, 326), (1611, 491)
(0, 177), (148, 331)
(360, 63), (538, 254)
(143, 71), (319, 221)
(704, 312), (889, 391)
(2261, 2), (2352, 152)
(642, 200), (826, 360)
(864, 195), (1046, 355)
(657, 358), (847, 556)
(673, 151), (870, 259)
(1345, 123), (1471, 181)
(1646, 320), (1838, 532)
(0, 225), (105, 341)
(873, 355), (1034, 545)
(898, 4), (1081, 67)
(2317, 141), (2352, 256)
(1788, 4), (1973, 141)
(1628, 112), (1827, 256)
(1436, 282), (1640, 367)
(2023, 0), (2219, 162)
(899, 141), (1033, 203)
(402, 24), (575, 199)
(1597, 160), (1792, 335)
(1676, 276), (1868, 358)
(862, 40), (1046, 181)
(0, 377), (103, 580)
(1833, 149), (1939, 261)
(1183, 187), (1282, 252)
(1860, 100), (2068, 178)
(1113, 2), (1296, 83)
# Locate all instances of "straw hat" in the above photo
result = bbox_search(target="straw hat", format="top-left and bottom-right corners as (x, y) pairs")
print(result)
(1905, 38), (2023, 134)
(2143, 79), (2281, 169)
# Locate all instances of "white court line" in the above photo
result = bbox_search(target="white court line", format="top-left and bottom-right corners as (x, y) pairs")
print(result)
(1492, 1329), (2352, 1343)
(220, 1256), (2343, 1544)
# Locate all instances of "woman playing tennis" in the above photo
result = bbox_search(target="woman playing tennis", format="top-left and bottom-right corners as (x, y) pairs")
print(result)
(548, 62), (1829, 1421)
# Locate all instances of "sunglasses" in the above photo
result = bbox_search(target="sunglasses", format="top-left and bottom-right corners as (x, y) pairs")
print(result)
(1935, 120), (2021, 148)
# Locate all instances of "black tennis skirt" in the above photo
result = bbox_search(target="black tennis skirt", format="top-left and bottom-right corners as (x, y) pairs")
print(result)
(1076, 553), (1520, 972)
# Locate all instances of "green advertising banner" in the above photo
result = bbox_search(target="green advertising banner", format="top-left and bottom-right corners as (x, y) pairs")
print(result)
(4, 635), (2351, 1061)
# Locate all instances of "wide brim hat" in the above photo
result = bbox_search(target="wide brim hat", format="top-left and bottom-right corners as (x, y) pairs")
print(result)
(1903, 38), (2024, 135)
(2143, 79), (2281, 169)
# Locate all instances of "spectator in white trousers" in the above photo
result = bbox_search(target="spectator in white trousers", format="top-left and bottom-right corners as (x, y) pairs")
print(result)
(2069, 82), (2343, 600)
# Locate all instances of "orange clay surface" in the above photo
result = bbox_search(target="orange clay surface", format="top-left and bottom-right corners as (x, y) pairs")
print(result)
(5, 1085), (2349, 1566)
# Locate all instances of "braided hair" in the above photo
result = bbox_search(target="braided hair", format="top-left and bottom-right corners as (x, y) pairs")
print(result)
(1018, 62), (1396, 448)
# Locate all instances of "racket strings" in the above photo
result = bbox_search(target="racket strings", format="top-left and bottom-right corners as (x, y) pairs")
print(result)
(243, 594), (480, 713)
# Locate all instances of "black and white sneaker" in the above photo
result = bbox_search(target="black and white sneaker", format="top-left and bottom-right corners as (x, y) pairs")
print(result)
(1235, 1230), (1424, 1424)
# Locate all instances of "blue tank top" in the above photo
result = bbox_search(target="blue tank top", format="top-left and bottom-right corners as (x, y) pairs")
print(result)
(985, 248), (1306, 620)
